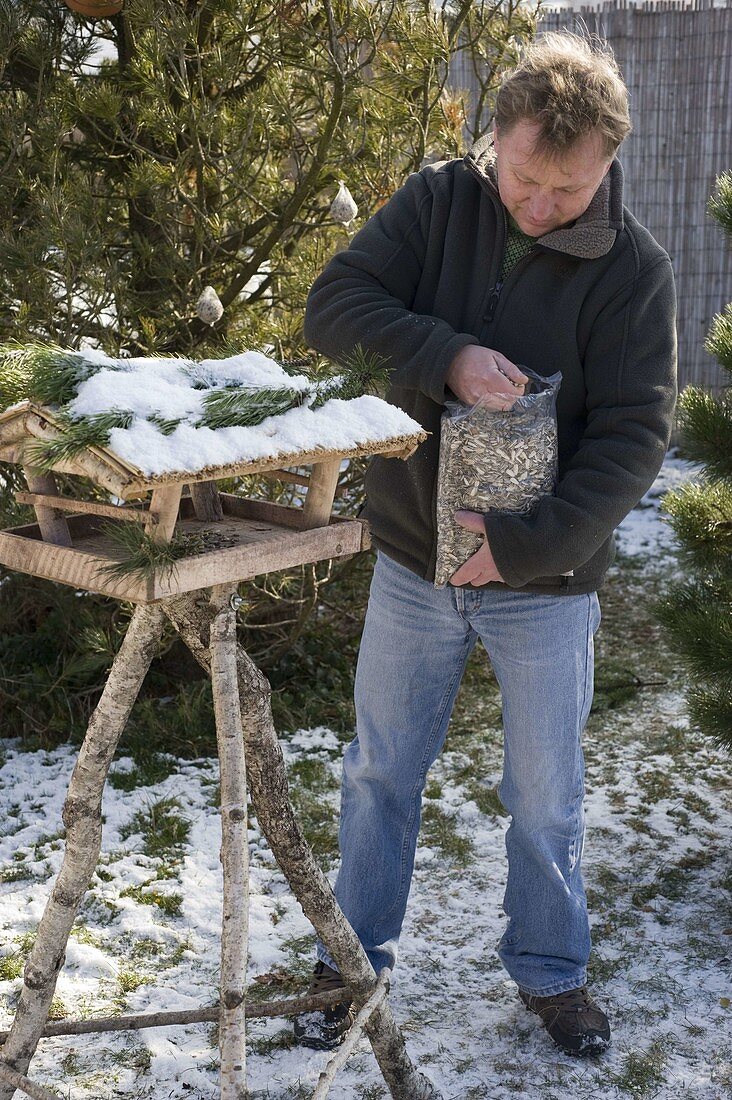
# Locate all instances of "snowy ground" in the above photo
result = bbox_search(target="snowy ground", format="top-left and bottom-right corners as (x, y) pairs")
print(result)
(1, 451), (730, 1099)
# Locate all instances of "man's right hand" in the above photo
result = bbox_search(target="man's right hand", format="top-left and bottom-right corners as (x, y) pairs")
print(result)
(445, 345), (529, 409)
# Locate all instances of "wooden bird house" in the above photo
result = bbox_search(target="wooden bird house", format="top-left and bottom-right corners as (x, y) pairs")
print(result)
(0, 350), (427, 603)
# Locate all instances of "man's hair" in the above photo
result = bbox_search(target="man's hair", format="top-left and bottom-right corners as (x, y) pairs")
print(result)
(494, 31), (631, 160)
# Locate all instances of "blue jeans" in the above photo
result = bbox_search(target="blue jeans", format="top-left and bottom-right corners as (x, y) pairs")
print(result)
(317, 550), (601, 996)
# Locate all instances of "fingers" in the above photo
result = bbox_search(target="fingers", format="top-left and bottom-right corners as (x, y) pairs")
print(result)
(453, 509), (485, 533)
(493, 352), (529, 388)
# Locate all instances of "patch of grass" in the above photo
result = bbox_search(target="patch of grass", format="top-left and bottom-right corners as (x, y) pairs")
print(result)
(107, 1043), (153, 1073)
(121, 680), (217, 762)
(117, 968), (156, 995)
(119, 882), (184, 918)
(421, 802), (474, 865)
(465, 780), (505, 818)
(424, 778), (443, 799)
(48, 995), (68, 1020)
(631, 849), (714, 907)
(592, 658), (644, 712)
(610, 1040), (667, 1096)
(0, 954), (23, 981)
(587, 952), (624, 983)
(0, 863), (36, 883)
(638, 768), (676, 803)
(119, 797), (191, 858)
(61, 1052), (83, 1076)
(69, 923), (104, 948)
(288, 768), (339, 868)
(108, 753), (176, 790)
(129, 936), (190, 969)
(247, 1027), (298, 1055)
(446, 648), (502, 744)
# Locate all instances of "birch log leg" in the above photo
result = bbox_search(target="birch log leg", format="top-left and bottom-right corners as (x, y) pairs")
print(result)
(162, 594), (439, 1100)
(0, 604), (166, 1099)
(209, 586), (248, 1099)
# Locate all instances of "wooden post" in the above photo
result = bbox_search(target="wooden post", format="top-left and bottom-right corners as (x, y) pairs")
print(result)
(145, 484), (182, 542)
(21, 469), (72, 547)
(161, 593), (439, 1100)
(0, 604), (166, 1100)
(301, 458), (341, 529)
(209, 585), (248, 1099)
(189, 481), (224, 522)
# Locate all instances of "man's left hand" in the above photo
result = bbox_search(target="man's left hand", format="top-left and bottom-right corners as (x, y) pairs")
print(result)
(449, 511), (505, 586)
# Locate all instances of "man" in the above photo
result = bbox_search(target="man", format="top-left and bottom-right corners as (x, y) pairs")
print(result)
(295, 31), (677, 1057)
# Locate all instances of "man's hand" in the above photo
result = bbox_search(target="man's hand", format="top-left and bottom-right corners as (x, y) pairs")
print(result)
(446, 345), (529, 409)
(449, 511), (505, 586)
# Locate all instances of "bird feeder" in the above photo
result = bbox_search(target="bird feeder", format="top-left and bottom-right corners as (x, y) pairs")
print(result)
(0, 349), (438, 1100)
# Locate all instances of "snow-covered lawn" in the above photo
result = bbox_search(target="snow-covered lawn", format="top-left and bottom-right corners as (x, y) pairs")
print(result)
(1, 451), (730, 1099)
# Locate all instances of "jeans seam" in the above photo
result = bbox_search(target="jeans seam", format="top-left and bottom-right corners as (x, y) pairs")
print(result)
(371, 635), (472, 943)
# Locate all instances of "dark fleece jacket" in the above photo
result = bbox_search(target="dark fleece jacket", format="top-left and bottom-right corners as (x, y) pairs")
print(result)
(303, 134), (678, 594)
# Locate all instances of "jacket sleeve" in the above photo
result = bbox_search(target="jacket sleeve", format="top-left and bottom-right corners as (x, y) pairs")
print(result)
(483, 256), (678, 587)
(303, 169), (480, 406)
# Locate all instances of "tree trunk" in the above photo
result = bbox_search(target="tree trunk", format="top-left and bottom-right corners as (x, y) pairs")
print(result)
(209, 586), (248, 1098)
(161, 593), (439, 1100)
(0, 604), (166, 1097)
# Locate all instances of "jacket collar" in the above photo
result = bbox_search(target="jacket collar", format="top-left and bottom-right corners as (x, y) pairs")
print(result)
(463, 131), (624, 260)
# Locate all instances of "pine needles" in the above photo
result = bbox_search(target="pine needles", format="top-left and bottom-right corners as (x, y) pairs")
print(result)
(198, 385), (306, 429)
(0, 343), (109, 407)
(26, 410), (134, 471)
(310, 345), (391, 409)
(96, 522), (230, 582)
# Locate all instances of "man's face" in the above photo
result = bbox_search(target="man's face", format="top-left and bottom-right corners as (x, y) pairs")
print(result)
(492, 119), (613, 237)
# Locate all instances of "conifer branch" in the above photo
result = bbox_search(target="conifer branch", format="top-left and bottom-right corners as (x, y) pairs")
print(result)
(198, 385), (306, 429)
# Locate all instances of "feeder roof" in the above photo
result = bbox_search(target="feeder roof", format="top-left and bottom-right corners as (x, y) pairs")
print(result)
(0, 350), (427, 499)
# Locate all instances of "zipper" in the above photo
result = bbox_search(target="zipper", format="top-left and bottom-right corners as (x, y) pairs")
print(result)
(482, 247), (540, 331)
(483, 280), (504, 323)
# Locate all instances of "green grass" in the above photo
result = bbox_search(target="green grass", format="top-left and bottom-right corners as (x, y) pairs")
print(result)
(421, 802), (474, 865)
(119, 797), (191, 858)
(119, 883), (184, 917)
(610, 1040), (668, 1096)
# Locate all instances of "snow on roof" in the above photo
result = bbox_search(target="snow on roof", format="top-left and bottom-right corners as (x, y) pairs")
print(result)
(1, 349), (426, 480)
(105, 394), (418, 477)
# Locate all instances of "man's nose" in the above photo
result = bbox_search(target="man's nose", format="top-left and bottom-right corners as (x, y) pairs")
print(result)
(528, 194), (554, 220)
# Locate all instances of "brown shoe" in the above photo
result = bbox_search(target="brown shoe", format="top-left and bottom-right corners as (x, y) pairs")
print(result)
(293, 962), (355, 1050)
(519, 985), (611, 1056)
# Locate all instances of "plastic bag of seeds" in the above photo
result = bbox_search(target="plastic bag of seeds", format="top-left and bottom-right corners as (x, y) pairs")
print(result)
(434, 366), (562, 588)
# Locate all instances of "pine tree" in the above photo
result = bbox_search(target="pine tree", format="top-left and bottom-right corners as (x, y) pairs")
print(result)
(0, 0), (533, 357)
(0, 0), (534, 742)
(657, 171), (732, 751)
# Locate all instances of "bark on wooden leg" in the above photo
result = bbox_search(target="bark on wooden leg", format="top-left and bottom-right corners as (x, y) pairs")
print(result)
(162, 594), (439, 1100)
(209, 586), (248, 1099)
(189, 481), (224, 522)
(0, 604), (166, 1098)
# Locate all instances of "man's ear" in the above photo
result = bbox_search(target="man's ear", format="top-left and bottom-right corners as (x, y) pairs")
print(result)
(492, 122), (500, 149)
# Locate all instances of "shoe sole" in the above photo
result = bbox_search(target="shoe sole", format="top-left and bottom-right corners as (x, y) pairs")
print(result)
(296, 1034), (349, 1052)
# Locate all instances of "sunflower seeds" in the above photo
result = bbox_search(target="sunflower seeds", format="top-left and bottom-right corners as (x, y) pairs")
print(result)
(434, 388), (559, 588)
